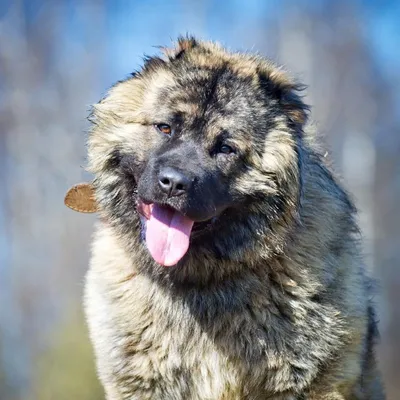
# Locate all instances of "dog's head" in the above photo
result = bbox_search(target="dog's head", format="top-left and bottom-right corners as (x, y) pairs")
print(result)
(88, 37), (309, 267)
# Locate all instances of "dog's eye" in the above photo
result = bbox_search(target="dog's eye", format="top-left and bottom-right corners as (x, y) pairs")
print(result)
(219, 144), (235, 155)
(155, 123), (172, 135)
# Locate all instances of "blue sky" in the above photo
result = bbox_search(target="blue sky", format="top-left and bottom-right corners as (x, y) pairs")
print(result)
(96, 0), (399, 86)
(39, 0), (398, 94)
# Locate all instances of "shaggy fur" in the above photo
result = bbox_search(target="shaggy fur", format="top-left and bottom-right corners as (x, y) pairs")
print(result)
(83, 37), (385, 399)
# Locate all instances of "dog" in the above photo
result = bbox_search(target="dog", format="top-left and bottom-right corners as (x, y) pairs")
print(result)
(80, 36), (385, 399)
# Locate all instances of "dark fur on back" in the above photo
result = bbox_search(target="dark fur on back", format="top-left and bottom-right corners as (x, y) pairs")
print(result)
(84, 36), (385, 399)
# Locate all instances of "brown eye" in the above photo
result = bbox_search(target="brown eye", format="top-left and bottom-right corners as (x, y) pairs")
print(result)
(219, 144), (235, 154)
(155, 123), (172, 135)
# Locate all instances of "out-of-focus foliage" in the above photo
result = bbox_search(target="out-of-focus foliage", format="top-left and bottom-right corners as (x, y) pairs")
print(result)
(0, 342), (9, 400)
(30, 309), (104, 400)
(0, 0), (399, 399)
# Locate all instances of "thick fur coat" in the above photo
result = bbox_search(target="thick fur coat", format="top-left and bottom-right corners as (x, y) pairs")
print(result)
(83, 37), (385, 399)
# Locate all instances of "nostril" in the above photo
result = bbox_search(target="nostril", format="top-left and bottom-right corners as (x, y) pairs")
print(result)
(176, 183), (184, 191)
(160, 178), (170, 186)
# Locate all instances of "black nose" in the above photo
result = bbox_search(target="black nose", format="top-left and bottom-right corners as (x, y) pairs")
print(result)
(158, 167), (191, 197)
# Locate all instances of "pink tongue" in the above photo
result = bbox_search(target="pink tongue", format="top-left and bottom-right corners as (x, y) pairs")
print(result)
(145, 204), (194, 267)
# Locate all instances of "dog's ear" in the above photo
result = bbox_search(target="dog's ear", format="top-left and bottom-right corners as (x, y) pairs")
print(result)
(64, 182), (97, 213)
(279, 83), (309, 128)
(258, 66), (310, 128)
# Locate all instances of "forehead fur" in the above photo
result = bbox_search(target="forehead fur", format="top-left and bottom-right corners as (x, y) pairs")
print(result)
(162, 36), (293, 87)
(92, 36), (308, 128)
(160, 36), (308, 126)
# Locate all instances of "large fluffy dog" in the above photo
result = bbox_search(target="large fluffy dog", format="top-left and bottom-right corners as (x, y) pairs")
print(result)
(83, 37), (384, 399)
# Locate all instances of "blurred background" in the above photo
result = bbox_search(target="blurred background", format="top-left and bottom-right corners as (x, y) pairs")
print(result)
(0, 0), (399, 399)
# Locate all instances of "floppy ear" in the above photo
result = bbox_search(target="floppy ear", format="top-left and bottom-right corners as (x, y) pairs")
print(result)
(258, 66), (310, 128)
(64, 182), (98, 213)
(279, 84), (309, 127)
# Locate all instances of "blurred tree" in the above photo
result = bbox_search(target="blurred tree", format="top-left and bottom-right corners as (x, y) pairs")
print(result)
(0, 1), (102, 397)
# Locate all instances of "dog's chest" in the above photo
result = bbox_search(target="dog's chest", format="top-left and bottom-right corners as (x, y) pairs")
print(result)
(119, 290), (247, 398)
(115, 280), (315, 399)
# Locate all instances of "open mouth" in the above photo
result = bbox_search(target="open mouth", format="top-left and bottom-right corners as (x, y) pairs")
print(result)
(137, 200), (197, 267)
